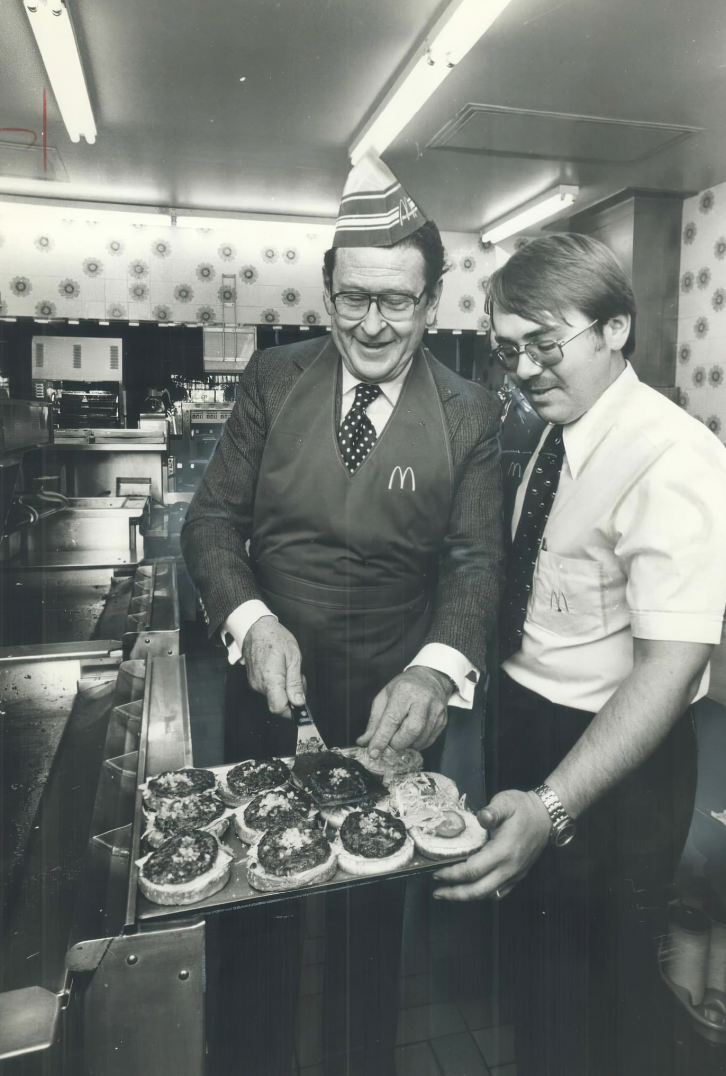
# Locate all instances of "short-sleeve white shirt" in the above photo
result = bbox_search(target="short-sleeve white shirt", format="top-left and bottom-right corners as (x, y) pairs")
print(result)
(502, 362), (726, 712)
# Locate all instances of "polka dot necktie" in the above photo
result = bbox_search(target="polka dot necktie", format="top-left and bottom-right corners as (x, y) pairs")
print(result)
(499, 424), (566, 660)
(339, 382), (382, 474)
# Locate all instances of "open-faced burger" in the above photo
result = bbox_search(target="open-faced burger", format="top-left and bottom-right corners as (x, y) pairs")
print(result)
(336, 807), (414, 877)
(298, 754), (387, 827)
(142, 767), (216, 812)
(391, 772), (487, 861)
(246, 820), (337, 892)
(139, 829), (232, 906)
(143, 789), (229, 850)
(218, 758), (291, 807)
(234, 787), (316, 845)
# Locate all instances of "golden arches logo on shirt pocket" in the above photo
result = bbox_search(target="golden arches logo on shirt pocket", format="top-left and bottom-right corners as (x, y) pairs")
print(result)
(529, 549), (611, 639)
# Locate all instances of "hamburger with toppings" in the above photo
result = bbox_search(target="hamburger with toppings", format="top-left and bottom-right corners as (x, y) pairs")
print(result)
(390, 772), (488, 860)
(139, 829), (232, 906)
(336, 807), (414, 877)
(246, 820), (337, 892)
(234, 786), (317, 845)
(218, 758), (292, 807)
(142, 767), (217, 812)
(143, 789), (229, 850)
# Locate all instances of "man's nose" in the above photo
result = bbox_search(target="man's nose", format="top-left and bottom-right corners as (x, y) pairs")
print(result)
(360, 300), (385, 335)
(515, 351), (542, 381)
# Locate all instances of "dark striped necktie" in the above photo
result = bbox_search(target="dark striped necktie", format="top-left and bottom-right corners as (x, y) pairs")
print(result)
(499, 424), (566, 660)
(339, 382), (382, 473)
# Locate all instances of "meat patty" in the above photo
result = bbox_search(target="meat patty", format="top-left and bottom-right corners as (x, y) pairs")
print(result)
(142, 830), (218, 886)
(257, 821), (331, 878)
(340, 808), (407, 859)
(243, 787), (313, 832)
(144, 767), (216, 810)
(227, 758), (291, 798)
(154, 790), (225, 836)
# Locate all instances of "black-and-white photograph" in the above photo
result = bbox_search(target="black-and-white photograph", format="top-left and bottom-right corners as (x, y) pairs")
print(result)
(1, 1), (726, 1074)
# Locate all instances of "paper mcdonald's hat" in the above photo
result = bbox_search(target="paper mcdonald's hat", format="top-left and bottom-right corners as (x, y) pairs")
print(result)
(333, 154), (428, 248)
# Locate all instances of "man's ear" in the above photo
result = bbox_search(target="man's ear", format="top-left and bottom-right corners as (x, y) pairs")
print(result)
(425, 278), (444, 327)
(604, 313), (631, 352)
(322, 269), (333, 315)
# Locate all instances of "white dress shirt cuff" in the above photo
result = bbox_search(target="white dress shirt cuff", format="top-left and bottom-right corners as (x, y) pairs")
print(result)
(406, 643), (479, 709)
(221, 600), (277, 664)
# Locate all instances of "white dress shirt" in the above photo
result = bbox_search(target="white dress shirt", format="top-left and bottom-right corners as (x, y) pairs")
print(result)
(503, 362), (726, 712)
(222, 359), (479, 708)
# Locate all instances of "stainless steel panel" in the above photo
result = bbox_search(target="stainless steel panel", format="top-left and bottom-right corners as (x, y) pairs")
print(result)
(123, 562), (180, 659)
(0, 400), (52, 457)
(81, 921), (206, 1076)
(0, 986), (62, 1060)
(125, 655), (193, 927)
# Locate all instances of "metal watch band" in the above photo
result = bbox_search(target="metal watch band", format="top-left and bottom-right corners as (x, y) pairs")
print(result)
(533, 783), (576, 848)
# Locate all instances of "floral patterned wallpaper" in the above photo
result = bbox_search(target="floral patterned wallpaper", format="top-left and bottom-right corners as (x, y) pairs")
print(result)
(0, 206), (496, 331)
(676, 182), (726, 443)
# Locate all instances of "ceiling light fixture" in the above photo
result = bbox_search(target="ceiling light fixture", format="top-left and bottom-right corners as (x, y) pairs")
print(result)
(349, 0), (513, 163)
(480, 185), (579, 245)
(23, 0), (96, 145)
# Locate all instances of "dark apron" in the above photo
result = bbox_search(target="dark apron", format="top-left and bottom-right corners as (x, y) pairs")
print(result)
(226, 340), (453, 759)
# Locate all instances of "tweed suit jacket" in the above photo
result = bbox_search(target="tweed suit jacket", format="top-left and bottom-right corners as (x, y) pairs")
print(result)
(181, 335), (505, 673)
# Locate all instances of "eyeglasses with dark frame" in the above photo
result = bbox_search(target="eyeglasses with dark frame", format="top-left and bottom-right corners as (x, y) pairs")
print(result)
(491, 319), (599, 372)
(329, 287), (427, 322)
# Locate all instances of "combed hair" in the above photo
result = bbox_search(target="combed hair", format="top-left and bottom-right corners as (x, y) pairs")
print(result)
(323, 220), (450, 298)
(487, 233), (637, 357)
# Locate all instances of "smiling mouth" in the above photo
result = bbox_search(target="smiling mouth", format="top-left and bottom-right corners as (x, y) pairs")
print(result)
(357, 339), (392, 350)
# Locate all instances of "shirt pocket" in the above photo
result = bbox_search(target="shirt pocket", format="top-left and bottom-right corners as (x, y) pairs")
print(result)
(528, 549), (619, 640)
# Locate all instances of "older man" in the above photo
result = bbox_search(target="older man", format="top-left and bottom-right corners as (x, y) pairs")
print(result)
(181, 155), (504, 1076)
(436, 234), (726, 1076)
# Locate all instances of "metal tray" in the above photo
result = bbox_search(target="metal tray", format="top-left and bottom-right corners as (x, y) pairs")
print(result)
(135, 759), (470, 919)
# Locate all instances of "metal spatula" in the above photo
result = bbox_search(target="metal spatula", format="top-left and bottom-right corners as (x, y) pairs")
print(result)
(292, 702), (328, 759)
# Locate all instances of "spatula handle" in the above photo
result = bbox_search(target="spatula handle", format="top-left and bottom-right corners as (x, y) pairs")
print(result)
(292, 703), (313, 727)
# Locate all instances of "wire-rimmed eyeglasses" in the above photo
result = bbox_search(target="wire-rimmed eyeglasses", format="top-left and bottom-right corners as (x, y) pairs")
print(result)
(491, 319), (599, 371)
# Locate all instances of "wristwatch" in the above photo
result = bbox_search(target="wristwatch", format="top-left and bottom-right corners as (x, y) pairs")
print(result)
(532, 784), (576, 848)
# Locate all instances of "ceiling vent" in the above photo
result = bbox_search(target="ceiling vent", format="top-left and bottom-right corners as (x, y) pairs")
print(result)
(109, 345), (119, 370)
(428, 104), (701, 165)
(34, 342), (44, 369)
(72, 344), (82, 369)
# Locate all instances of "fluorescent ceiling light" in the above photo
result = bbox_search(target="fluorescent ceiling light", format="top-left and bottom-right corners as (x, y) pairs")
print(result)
(481, 185), (579, 244)
(23, 0), (96, 145)
(350, 0), (513, 163)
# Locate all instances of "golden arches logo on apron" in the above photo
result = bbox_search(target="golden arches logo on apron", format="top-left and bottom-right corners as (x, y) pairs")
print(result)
(388, 465), (416, 491)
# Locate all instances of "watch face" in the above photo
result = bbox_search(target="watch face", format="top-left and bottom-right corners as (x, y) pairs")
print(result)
(554, 823), (576, 848)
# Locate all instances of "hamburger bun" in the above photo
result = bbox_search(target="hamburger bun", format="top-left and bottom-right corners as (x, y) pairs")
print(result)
(337, 833), (414, 876)
(138, 831), (232, 906)
(217, 758), (291, 807)
(246, 821), (336, 893)
(346, 746), (424, 786)
(246, 848), (338, 892)
(336, 808), (414, 877)
(410, 810), (488, 861)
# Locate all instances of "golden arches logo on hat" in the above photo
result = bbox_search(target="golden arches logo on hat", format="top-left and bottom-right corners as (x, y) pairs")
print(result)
(388, 466), (415, 492)
(333, 153), (428, 248)
(399, 196), (419, 227)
